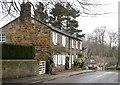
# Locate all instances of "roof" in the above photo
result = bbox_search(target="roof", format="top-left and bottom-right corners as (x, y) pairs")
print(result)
(31, 17), (82, 41)
(1, 16), (82, 41)
(0, 17), (19, 29)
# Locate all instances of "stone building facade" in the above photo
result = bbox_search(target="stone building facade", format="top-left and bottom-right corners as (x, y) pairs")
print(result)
(1, 2), (82, 70)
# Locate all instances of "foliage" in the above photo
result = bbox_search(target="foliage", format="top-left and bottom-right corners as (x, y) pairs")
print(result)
(74, 51), (85, 68)
(0, 0), (106, 20)
(34, 2), (49, 23)
(49, 2), (84, 37)
(83, 27), (118, 67)
(2, 43), (35, 59)
(74, 58), (82, 64)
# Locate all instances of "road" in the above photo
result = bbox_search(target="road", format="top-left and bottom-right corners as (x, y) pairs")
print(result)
(43, 71), (118, 83)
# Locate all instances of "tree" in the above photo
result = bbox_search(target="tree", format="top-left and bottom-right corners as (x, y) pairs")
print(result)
(0, 0), (109, 21)
(93, 26), (106, 45)
(34, 2), (49, 23)
(0, 0), (108, 38)
(74, 50), (85, 68)
(108, 31), (118, 48)
(49, 2), (85, 38)
(49, 3), (80, 29)
(89, 26), (106, 57)
(83, 26), (118, 69)
(49, 3), (65, 29)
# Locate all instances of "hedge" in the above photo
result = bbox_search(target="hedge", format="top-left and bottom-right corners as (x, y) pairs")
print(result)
(2, 43), (35, 59)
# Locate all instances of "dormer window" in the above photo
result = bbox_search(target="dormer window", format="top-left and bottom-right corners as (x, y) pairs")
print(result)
(0, 33), (6, 42)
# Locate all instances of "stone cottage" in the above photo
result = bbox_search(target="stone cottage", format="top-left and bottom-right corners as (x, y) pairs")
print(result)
(1, 2), (82, 72)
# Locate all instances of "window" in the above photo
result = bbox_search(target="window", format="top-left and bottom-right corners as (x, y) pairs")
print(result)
(0, 33), (6, 42)
(72, 55), (74, 64)
(90, 59), (95, 63)
(53, 55), (57, 66)
(80, 41), (82, 49)
(72, 39), (74, 48)
(61, 55), (65, 65)
(58, 55), (62, 65)
(76, 41), (78, 49)
(62, 35), (66, 47)
(52, 32), (57, 45)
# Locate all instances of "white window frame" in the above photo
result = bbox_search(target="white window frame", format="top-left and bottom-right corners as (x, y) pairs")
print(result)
(72, 39), (74, 48)
(58, 55), (62, 65)
(62, 35), (66, 47)
(76, 41), (78, 49)
(62, 55), (65, 65)
(80, 41), (82, 50)
(53, 55), (57, 66)
(0, 33), (6, 42)
(72, 55), (74, 64)
(76, 55), (78, 58)
(52, 32), (57, 45)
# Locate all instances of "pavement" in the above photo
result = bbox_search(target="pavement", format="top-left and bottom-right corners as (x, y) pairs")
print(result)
(2, 70), (96, 84)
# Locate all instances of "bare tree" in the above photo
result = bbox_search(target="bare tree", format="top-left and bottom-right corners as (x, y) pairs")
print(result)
(0, 0), (110, 19)
(93, 26), (106, 45)
(83, 27), (118, 68)
(108, 31), (118, 48)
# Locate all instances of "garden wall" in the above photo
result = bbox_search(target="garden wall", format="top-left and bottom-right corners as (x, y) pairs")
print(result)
(2, 60), (39, 79)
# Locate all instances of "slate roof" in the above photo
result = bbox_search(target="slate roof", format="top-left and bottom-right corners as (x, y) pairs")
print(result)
(1, 16), (82, 41)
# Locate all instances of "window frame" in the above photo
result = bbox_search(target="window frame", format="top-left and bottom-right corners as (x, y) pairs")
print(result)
(0, 33), (6, 42)
(72, 39), (74, 48)
(76, 41), (78, 49)
(62, 35), (66, 47)
(52, 32), (57, 45)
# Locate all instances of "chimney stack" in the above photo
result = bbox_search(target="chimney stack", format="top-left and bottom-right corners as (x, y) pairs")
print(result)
(34, 2), (44, 21)
(20, 2), (31, 18)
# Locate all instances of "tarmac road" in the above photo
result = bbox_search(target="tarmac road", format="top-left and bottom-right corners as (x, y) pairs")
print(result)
(43, 71), (118, 83)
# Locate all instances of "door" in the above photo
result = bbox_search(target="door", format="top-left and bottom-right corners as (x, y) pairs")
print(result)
(65, 57), (69, 70)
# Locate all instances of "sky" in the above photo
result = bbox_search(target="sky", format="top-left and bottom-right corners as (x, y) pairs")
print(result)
(77, 0), (119, 34)
(0, 0), (119, 34)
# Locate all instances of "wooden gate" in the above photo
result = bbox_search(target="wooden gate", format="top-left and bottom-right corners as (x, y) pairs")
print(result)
(39, 61), (46, 74)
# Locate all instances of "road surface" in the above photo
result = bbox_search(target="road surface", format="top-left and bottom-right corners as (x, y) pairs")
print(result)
(43, 71), (118, 83)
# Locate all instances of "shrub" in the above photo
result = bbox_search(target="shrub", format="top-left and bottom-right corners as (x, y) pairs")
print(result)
(2, 43), (35, 59)
(74, 58), (83, 66)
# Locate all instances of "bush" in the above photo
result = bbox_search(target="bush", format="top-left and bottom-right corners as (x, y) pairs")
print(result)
(2, 43), (35, 59)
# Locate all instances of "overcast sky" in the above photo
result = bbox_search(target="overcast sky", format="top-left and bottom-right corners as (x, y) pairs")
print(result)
(0, 0), (119, 34)
(78, 0), (119, 34)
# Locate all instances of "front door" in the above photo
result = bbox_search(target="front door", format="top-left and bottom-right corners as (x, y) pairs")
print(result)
(65, 57), (69, 70)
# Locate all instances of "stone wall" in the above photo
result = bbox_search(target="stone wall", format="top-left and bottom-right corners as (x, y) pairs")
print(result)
(2, 60), (38, 79)
(2, 18), (51, 61)
(2, 16), (82, 70)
